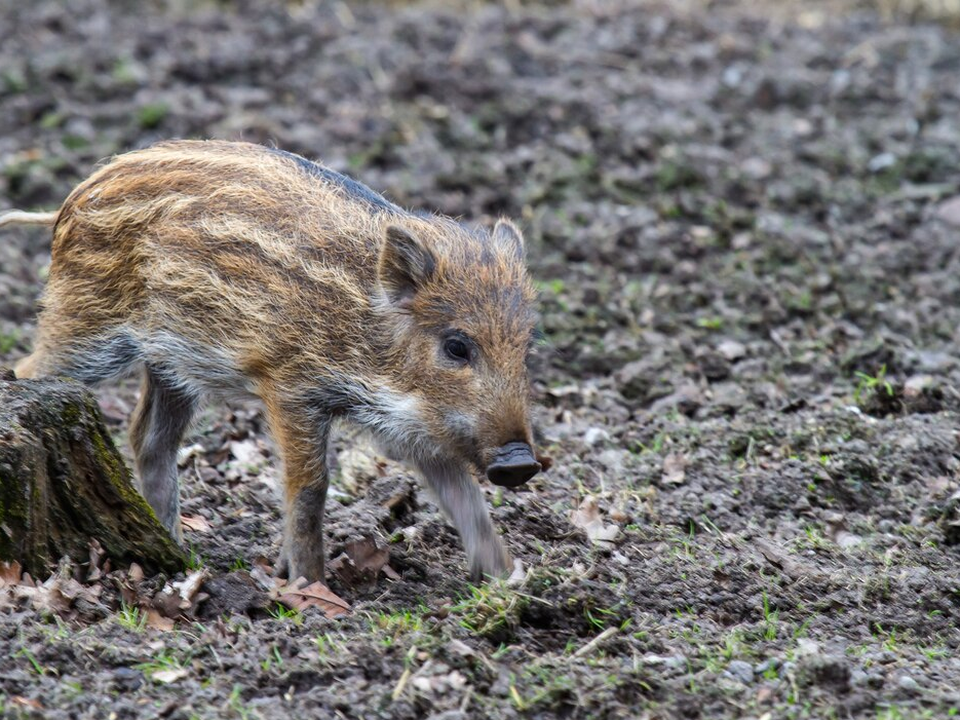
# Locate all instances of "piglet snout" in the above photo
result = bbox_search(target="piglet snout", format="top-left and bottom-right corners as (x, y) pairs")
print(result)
(486, 442), (541, 487)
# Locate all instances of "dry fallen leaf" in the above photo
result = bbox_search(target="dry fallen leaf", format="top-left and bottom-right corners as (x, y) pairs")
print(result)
(87, 540), (104, 582)
(19, 577), (72, 616)
(54, 577), (87, 602)
(661, 452), (687, 486)
(173, 568), (210, 608)
(10, 696), (43, 710)
(536, 452), (554, 472)
(145, 609), (176, 631)
(0, 560), (22, 586)
(229, 439), (265, 468)
(151, 668), (188, 684)
(329, 537), (389, 591)
(383, 565), (401, 581)
(276, 578), (350, 618)
(152, 590), (183, 619)
(570, 496), (620, 547)
(180, 515), (212, 533)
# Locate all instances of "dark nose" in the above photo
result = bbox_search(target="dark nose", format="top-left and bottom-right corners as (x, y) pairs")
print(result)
(486, 442), (542, 488)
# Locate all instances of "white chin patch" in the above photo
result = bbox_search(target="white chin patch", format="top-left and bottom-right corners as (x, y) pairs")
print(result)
(363, 389), (435, 464)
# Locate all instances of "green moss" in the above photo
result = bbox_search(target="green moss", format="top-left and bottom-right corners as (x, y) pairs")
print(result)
(0, 459), (28, 562)
(60, 400), (81, 428)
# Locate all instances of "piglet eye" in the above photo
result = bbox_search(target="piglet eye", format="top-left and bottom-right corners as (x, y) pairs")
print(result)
(443, 337), (471, 363)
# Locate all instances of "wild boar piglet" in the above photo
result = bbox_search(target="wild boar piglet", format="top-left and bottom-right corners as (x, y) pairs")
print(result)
(2, 140), (543, 583)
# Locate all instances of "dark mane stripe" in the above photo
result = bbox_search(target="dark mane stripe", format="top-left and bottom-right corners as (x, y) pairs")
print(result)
(268, 148), (404, 215)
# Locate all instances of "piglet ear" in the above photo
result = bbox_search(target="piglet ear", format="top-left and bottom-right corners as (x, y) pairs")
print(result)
(492, 219), (525, 258)
(378, 225), (436, 307)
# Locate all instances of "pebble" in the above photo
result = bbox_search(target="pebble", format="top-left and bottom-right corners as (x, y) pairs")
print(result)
(852, 669), (885, 689)
(595, 448), (629, 474)
(867, 152), (896, 172)
(642, 654), (687, 670)
(726, 660), (754, 684)
(795, 639), (820, 658)
(112, 667), (144, 692)
(716, 339), (747, 361)
(903, 374), (934, 397)
(897, 675), (920, 693)
(584, 427), (611, 447)
(936, 195), (960, 228)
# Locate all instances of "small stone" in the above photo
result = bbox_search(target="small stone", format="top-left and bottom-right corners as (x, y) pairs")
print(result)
(722, 65), (744, 88)
(447, 639), (474, 657)
(797, 655), (849, 690)
(877, 519), (896, 533)
(716, 339), (746, 361)
(661, 452), (687, 486)
(595, 448), (629, 474)
(698, 351), (730, 381)
(903, 374), (934, 398)
(936, 196), (960, 228)
(113, 667), (144, 692)
(642, 654), (687, 670)
(726, 660), (755, 684)
(584, 427), (610, 447)
(877, 651), (897, 664)
(795, 639), (820, 658)
(793, 118), (814, 136)
(867, 152), (896, 172)
(898, 675), (920, 693)
(198, 466), (221, 483)
(835, 531), (863, 549)
(741, 157), (772, 179)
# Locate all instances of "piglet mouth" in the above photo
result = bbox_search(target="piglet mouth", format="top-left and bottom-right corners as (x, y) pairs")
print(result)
(486, 442), (542, 488)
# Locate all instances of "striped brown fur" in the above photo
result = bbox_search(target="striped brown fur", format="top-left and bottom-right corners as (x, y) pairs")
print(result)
(10, 140), (541, 582)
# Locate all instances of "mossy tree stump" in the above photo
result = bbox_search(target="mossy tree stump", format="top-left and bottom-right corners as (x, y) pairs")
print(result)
(0, 371), (186, 576)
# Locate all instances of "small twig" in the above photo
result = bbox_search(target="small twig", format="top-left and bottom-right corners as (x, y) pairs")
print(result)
(391, 645), (418, 702)
(391, 668), (411, 702)
(573, 627), (618, 658)
(459, 687), (473, 713)
(508, 590), (555, 607)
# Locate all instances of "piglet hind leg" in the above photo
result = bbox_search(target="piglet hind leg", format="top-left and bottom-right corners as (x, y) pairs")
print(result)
(418, 461), (511, 582)
(129, 367), (197, 544)
(263, 397), (330, 584)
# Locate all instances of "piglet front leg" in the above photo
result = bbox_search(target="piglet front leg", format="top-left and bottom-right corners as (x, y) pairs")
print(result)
(418, 460), (510, 581)
(264, 395), (331, 584)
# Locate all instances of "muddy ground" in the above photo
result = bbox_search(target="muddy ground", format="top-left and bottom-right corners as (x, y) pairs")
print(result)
(2, 0), (960, 717)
